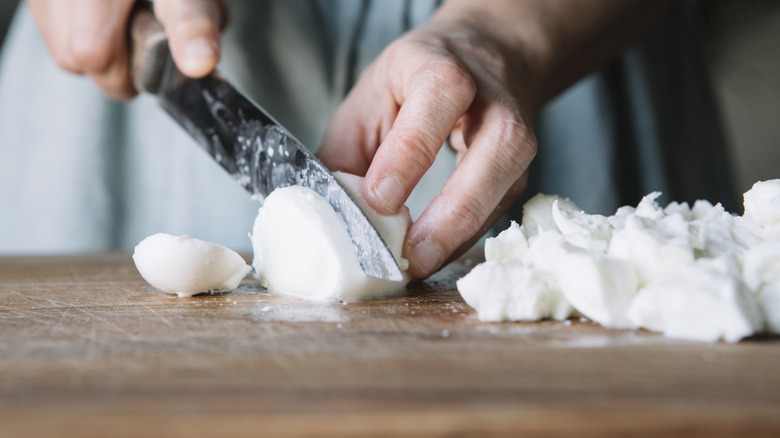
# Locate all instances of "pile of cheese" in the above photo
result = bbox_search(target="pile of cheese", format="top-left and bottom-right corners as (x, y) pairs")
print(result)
(457, 180), (780, 343)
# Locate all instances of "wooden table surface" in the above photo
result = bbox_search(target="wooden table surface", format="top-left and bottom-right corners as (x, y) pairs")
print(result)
(0, 253), (779, 437)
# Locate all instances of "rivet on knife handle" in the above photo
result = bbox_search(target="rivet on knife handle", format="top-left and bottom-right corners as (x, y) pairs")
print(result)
(129, 2), (169, 95)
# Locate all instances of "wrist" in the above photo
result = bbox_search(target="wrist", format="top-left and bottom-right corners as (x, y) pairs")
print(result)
(430, 0), (675, 106)
(427, 0), (553, 113)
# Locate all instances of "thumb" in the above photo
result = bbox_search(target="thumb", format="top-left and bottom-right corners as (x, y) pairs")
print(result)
(154, 0), (227, 78)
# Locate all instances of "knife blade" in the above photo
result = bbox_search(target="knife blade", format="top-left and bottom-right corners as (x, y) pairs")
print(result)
(129, 5), (403, 282)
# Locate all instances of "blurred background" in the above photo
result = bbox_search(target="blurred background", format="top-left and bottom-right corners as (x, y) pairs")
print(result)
(0, 1), (14, 46)
(703, 0), (780, 194)
(0, 0), (777, 198)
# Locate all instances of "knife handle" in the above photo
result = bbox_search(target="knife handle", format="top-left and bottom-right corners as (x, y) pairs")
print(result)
(129, 2), (169, 94)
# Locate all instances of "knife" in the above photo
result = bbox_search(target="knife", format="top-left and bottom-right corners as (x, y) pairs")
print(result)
(128, 5), (403, 282)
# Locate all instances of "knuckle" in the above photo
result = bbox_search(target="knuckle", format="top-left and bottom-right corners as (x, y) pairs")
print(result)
(419, 57), (476, 106)
(444, 192), (490, 241)
(431, 56), (472, 86)
(485, 114), (537, 177)
(50, 48), (80, 73)
(70, 36), (113, 71)
(390, 128), (440, 171)
(169, 10), (221, 38)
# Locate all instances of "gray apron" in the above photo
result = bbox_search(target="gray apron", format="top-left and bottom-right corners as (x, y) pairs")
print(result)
(0, 1), (733, 254)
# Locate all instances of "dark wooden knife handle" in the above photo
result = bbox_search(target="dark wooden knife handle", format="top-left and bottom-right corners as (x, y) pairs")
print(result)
(129, 2), (169, 94)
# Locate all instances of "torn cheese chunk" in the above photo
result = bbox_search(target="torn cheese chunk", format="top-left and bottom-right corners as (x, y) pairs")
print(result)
(460, 228), (576, 323)
(457, 259), (572, 322)
(551, 199), (613, 253)
(555, 250), (638, 329)
(628, 262), (763, 343)
(744, 179), (780, 228)
(251, 172), (411, 301)
(521, 193), (581, 237)
(607, 213), (695, 288)
(484, 221), (529, 262)
(133, 233), (252, 297)
(742, 242), (780, 333)
(744, 179), (780, 239)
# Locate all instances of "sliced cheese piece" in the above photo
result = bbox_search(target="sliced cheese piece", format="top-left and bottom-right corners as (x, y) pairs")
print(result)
(133, 233), (252, 297)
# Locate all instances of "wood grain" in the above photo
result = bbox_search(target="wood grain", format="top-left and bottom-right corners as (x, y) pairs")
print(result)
(0, 254), (779, 437)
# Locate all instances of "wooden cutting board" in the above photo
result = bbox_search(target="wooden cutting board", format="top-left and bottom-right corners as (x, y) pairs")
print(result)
(0, 253), (779, 437)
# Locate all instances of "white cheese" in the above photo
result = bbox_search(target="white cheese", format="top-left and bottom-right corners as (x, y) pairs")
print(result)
(606, 213), (695, 288)
(251, 172), (411, 300)
(457, 259), (571, 322)
(744, 180), (780, 229)
(628, 263), (763, 343)
(742, 242), (780, 333)
(133, 233), (252, 297)
(555, 250), (638, 329)
(484, 221), (528, 262)
(551, 199), (612, 253)
(521, 193), (581, 237)
(458, 179), (780, 343)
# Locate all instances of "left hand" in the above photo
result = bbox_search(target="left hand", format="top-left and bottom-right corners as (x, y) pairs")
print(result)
(318, 22), (539, 278)
(26, 0), (227, 100)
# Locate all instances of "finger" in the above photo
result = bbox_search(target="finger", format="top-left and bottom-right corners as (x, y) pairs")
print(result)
(316, 103), (372, 175)
(404, 106), (536, 278)
(446, 172), (528, 264)
(27, 0), (81, 73)
(363, 55), (477, 215)
(69, 0), (133, 72)
(317, 65), (398, 176)
(154, 0), (226, 78)
(70, 0), (137, 99)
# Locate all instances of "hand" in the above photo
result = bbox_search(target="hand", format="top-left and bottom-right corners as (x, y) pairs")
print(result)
(318, 21), (538, 279)
(27, 0), (227, 100)
(318, 0), (674, 278)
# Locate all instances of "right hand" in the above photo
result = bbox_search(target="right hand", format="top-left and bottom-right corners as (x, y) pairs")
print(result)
(27, 0), (227, 100)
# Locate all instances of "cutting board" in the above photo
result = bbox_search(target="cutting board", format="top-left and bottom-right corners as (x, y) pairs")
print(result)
(1, 253), (779, 437)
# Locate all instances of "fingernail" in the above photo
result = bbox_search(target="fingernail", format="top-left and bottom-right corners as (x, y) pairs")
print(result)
(373, 176), (405, 211)
(411, 239), (445, 275)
